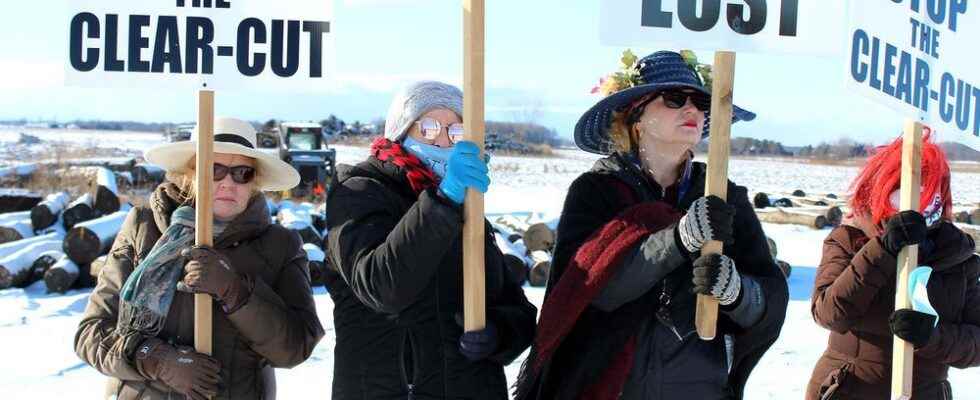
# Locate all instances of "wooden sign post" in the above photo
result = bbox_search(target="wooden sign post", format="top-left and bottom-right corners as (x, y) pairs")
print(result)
(462, 0), (487, 332)
(891, 120), (923, 400)
(195, 89), (215, 357)
(463, 0), (486, 332)
(695, 52), (736, 341)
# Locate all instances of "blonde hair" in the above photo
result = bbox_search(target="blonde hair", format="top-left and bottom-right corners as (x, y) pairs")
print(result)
(608, 110), (640, 154)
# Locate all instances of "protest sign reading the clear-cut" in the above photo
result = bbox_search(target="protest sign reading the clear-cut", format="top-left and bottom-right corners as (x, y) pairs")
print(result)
(66, 0), (335, 91)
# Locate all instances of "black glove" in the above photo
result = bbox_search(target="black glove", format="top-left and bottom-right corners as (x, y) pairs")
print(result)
(677, 195), (735, 255)
(889, 309), (937, 349)
(455, 313), (498, 361)
(880, 211), (928, 256)
(691, 253), (742, 307)
(180, 246), (251, 313)
(134, 338), (221, 400)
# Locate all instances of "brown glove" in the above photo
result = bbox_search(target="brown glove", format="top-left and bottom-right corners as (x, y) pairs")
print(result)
(180, 246), (251, 313)
(134, 338), (221, 400)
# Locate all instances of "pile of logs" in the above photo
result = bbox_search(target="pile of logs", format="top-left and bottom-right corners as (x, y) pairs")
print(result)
(491, 214), (557, 288)
(754, 191), (847, 229)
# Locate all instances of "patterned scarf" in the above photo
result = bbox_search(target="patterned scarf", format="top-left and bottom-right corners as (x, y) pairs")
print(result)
(370, 137), (441, 196)
(118, 206), (226, 336)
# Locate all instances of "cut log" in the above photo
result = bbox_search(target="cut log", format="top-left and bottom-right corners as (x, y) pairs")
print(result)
(772, 198), (794, 208)
(523, 223), (555, 253)
(0, 217), (33, 244)
(132, 164), (166, 186)
(955, 211), (971, 223)
(791, 190), (807, 197)
(756, 208), (830, 229)
(30, 191), (71, 231)
(753, 192), (770, 209)
(93, 167), (121, 216)
(0, 232), (65, 260)
(971, 209), (980, 225)
(63, 210), (127, 265)
(528, 250), (552, 288)
(44, 255), (80, 294)
(766, 237), (778, 260)
(0, 189), (43, 213)
(826, 193), (838, 199)
(0, 239), (63, 289)
(303, 243), (327, 286)
(0, 210), (31, 223)
(62, 193), (96, 230)
(495, 233), (529, 285)
(30, 250), (65, 284)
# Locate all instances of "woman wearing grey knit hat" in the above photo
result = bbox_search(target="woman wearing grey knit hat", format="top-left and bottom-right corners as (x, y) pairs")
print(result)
(324, 81), (537, 399)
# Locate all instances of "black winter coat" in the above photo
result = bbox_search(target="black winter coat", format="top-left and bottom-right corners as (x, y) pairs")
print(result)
(325, 156), (537, 400)
(519, 153), (788, 400)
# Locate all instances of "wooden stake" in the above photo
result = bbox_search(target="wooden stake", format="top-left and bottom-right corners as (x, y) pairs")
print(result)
(891, 120), (923, 400)
(462, 0), (486, 332)
(695, 51), (736, 341)
(195, 89), (215, 357)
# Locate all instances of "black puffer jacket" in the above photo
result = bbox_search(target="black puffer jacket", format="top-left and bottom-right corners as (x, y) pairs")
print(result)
(325, 156), (537, 400)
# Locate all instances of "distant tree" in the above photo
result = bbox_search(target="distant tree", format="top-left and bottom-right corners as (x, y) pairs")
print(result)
(263, 119), (278, 131)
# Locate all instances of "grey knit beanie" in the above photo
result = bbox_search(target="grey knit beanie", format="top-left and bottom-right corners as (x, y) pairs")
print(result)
(384, 81), (464, 142)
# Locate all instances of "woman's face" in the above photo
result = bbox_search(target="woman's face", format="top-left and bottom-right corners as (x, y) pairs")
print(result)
(406, 108), (462, 148)
(211, 153), (256, 222)
(634, 90), (707, 149)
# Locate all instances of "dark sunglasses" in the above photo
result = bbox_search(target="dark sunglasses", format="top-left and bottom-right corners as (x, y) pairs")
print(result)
(213, 163), (256, 184)
(660, 91), (711, 112)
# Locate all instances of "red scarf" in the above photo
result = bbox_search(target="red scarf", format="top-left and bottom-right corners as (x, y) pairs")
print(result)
(370, 138), (441, 196)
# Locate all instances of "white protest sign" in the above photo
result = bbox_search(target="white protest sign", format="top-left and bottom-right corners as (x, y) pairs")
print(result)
(600, 0), (845, 55)
(65, 0), (335, 91)
(847, 0), (980, 150)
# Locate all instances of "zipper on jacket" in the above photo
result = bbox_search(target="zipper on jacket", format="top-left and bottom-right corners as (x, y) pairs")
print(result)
(400, 330), (417, 399)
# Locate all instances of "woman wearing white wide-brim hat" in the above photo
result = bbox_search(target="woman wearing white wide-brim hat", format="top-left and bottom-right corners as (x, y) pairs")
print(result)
(75, 117), (324, 400)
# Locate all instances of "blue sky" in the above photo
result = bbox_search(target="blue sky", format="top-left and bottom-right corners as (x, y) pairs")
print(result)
(0, 0), (915, 146)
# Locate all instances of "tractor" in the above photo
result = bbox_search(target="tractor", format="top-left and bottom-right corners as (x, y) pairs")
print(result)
(277, 122), (337, 200)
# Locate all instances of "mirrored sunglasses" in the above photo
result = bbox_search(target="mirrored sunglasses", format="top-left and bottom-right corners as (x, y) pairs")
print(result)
(417, 117), (464, 144)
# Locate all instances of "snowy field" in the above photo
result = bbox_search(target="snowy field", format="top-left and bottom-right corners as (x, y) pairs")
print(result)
(0, 133), (979, 398)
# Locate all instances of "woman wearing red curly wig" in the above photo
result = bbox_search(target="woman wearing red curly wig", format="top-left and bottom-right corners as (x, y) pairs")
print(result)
(807, 133), (980, 399)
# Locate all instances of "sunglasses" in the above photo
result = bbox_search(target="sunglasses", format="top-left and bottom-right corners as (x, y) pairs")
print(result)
(213, 163), (256, 184)
(416, 117), (465, 145)
(660, 91), (711, 112)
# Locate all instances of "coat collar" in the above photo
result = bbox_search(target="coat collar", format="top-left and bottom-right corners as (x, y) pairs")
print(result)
(149, 182), (270, 247)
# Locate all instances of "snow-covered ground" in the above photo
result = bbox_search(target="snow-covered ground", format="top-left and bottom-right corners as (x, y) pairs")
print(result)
(1, 137), (979, 399)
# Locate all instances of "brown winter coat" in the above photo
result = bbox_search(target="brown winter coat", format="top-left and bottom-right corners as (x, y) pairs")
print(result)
(807, 221), (980, 400)
(74, 183), (324, 399)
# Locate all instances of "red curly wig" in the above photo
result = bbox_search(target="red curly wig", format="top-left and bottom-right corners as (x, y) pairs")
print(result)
(848, 132), (953, 228)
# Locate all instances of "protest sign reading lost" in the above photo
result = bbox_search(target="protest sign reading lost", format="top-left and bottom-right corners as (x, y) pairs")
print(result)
(600, 0), (845, 55)
(848, 0), (980, 149)
(66, 0), (334, 91)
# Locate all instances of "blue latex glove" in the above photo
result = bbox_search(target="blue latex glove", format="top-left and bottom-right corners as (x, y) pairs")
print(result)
(458, 321), (498, 361)
(438, 141), (490, 205)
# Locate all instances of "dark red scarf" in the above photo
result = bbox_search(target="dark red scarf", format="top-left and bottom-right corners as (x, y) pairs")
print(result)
(370, 138), (440, 196)
(523, 200), (682, 399)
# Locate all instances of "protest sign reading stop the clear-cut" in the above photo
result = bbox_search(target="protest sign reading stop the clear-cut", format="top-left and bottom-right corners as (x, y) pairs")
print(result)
(65, 0), (335, 91)
(598, 0), (842, 341)
(847, 0), (980, 150)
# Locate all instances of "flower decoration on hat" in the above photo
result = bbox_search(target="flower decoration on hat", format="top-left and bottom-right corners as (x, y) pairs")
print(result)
(679, 50), (713, 92)
(591, 50), (643, 97)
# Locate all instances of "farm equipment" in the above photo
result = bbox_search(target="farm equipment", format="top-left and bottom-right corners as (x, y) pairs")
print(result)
(277, 122), (336, 199)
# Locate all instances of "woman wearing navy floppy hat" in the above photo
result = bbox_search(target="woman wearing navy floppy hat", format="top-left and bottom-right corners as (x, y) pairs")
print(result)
(515, 50), (788, 400)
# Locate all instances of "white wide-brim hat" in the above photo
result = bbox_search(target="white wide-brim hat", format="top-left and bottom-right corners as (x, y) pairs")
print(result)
(144, 117), (300, 191)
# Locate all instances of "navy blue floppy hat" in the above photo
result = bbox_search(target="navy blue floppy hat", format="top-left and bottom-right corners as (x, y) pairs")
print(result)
(575, 50), (756, 155)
